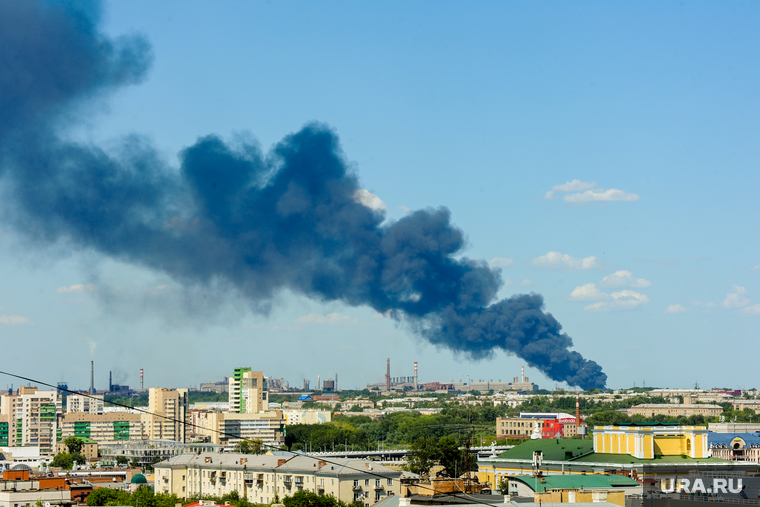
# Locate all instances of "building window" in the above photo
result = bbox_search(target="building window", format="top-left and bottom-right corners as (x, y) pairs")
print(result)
(387, 479), (393, 486)
(375, 480), (381, 487)
(354, 480), (359, 488)
(365, 479), (370, 486)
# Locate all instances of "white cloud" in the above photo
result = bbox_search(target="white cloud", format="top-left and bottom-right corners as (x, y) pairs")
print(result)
(296, 313), (355, 325)
(570, 283), (610, 301)
(489, 257), (514, 269)
(721, 285), (750, 309)
(397, 205), (412, 214)
(599, 270), (652, 288)
(56, 283), (96, 294)
(584, 290), (649, 312)
(563, 188), (640, 203)
(531, 251), (601, 270)
(742, 304), (760, 315)
(0, 315), (31, 325)
(353, 189), (386, 212)
(664, 304), (687, 314)
(545, 180), (596, 200)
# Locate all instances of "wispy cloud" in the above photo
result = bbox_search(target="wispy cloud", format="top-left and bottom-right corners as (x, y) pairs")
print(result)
(664, 304), (687, 314)
(0, 315), (31, 325)
(742, 304), (760, 315)
(564, 188), (640, 203)
(569, 283), (609, 301)
(721, 285), (750, 309)
(584, 290), (649, 312)
(489, 257), (514, 269)
(545, 180), (639, 203)
(353, 189), (386, 212)
(531, 251), (601, 270)
(599, 270), (652, 289)
(545, 180), (596, 200)
(56, 283), (96, 294)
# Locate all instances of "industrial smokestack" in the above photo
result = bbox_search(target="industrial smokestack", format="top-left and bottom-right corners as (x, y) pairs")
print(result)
(335, 373), (338, 391)
(414, 362), (418, 391)
(576, 395), (580, 425)
(317, 374), (320, 391)
(89, 361), (94, 395)
(386, 358), (391, 392)
(0, 1), (607, 390)
(140, 368), (144, 390)
(521, 365), (525, 384)
(109, 371), (112, 392)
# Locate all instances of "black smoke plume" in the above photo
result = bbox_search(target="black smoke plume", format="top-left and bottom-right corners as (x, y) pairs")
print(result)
(0, 1), (606, 389)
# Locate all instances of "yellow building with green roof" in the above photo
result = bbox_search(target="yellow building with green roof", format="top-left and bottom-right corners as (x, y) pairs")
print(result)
(592, 423), (708, 459)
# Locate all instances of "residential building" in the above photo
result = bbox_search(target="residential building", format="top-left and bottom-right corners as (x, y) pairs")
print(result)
(627, 403), (722, 418)
(228, 369), (269, 414)
(496, 413), (579, 440)
(282, 410), (331, 425)
(59, 412), (144, 445)
(66, 394), (104, 414)
(192, 411), (284, 446)
(99, 440), (223, 468)
(732, 399), (760, 414)
(0, 469), (74, 507)
(709, 422), (760, 433)
(142, 388), (188, 443)
(0, 415), (8, 447)
(0, 387), (61, 454)
(155, 452), (402, 505)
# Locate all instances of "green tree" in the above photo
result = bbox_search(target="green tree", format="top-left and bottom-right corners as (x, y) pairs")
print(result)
(436, 436), (476, 478)
(116, 456), (129, 465)
(234, 439), (265, 455)
(65, 436), (85, 454)
(406, 437), (439, 477)
(86, 487), (131, 506)
(283, 490), (360, 507)
(51, 452), (86, 470)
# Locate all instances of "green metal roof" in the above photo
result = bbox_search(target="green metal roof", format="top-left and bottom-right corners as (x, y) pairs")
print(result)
(512, 474), (640, 492)
(131, 473), (148, 484)
(497, 439), (594, 461)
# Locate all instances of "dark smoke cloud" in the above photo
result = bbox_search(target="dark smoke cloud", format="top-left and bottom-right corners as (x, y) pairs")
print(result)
(0, 1), (607, 389)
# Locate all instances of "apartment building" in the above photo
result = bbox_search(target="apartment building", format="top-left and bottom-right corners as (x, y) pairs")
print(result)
(192, 411), (284, 445)
(627, 403), (723, 418)
(282, 410), (331, 425)
(155, 453), (402, 506)
(0, 387), (61, 455)
(228, 369), (269, 414)
(0, 415), (9, 447)
(496, 413), (579, 440)
(66, 394), (104, 415)
(732, 399), (760, 414)
(141, 388), (188, 443)
(59, 412), (144, 444)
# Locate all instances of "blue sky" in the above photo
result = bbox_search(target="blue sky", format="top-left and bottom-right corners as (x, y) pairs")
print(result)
(1, 1), (759, 391)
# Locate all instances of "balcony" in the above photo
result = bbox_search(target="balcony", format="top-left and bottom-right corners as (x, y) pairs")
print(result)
(374, 484), (384, 491)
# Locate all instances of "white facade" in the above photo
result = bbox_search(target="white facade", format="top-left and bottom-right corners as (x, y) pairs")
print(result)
(66, 394), (104, 414)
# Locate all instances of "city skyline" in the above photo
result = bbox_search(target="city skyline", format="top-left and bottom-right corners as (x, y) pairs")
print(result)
(1, 1), (759, 391)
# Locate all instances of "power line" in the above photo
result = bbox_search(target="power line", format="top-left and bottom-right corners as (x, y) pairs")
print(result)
(0, 370), (502, 507)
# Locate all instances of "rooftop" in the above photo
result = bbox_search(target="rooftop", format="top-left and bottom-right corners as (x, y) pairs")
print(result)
(496, 439), (594, 461)
(511, 474), (640, 492)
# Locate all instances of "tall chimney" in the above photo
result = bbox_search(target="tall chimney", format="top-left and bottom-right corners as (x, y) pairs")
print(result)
(414, 362), (418, 391)
(109, 371), (112, 392)
(317, 374), (320, 390)
(335, 373), (338, 391)
(521, 365), (525, 384)
(385, 358), (391, 392)
(89, 361), (95, 395)
(576, 395), (580, 425)
(140, 368), (144, 390)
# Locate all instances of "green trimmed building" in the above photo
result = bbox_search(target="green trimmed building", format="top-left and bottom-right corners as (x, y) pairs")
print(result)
(59, 412), (144, 445)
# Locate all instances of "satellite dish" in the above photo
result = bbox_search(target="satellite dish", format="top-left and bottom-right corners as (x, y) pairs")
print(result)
(45, 502), (51, 507)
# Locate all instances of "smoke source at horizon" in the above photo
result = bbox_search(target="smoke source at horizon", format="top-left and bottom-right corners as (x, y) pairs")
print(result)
(0, 1), (607, 389)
